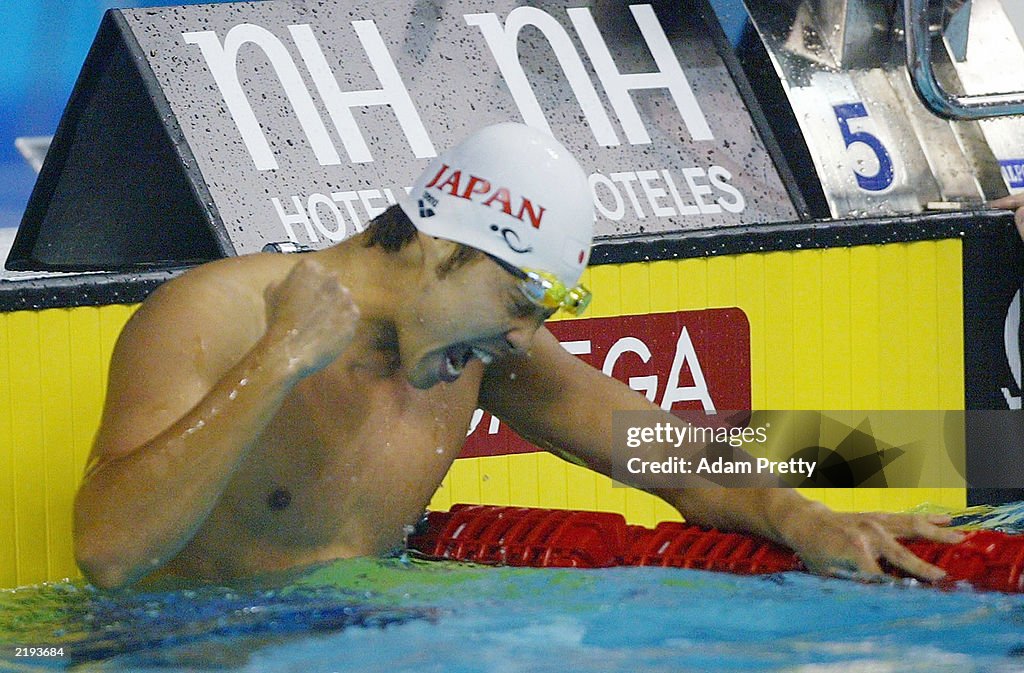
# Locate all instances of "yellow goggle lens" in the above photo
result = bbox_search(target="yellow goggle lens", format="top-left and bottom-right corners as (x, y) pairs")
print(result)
(520, 269), (591, 316)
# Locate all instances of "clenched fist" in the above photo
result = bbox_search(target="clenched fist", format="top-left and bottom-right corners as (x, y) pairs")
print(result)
(263, 258), (360, 377)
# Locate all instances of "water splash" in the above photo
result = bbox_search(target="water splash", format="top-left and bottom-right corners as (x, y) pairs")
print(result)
(948, 500), (1024, 533)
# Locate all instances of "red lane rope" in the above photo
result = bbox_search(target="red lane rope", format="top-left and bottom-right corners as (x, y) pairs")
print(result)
(406, 504), (1024, 593)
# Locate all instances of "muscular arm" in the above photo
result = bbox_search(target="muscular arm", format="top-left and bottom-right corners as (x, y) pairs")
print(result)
(480, 328), (962, 580)
(479, 329), (785, 534)
(74, 258), (356, 589)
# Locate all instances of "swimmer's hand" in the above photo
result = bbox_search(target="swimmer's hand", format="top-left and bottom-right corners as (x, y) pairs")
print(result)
(778, 503), (964, 582)
(263, 257), (360, 376)
(989, 193), (1024, 240)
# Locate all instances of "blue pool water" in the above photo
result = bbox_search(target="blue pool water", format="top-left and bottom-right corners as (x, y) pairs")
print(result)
(2, 503), (1024, 673)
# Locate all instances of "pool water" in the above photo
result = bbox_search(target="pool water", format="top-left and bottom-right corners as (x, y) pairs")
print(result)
(2, 502), (1024, 673)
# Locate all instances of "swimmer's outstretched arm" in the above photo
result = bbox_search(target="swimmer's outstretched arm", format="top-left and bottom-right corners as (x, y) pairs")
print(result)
(73, 258), (358, 590)
(480, 328), (963, 581)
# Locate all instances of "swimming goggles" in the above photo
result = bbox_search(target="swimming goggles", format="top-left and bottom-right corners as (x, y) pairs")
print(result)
(486, 254), (592, 316)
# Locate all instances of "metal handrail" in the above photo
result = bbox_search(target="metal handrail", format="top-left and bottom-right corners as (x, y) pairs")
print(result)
(905, 0), (1024, 119)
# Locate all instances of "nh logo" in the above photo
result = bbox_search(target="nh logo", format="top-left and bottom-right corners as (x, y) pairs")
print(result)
(183, 4), (713, 171)
(183, 22), (436, 170)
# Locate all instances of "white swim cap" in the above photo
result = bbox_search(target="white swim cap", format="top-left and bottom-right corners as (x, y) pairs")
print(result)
(400, 123), (594, 289)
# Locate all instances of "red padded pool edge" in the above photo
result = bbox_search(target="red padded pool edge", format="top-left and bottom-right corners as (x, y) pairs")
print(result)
(406, 504), (1024, 593)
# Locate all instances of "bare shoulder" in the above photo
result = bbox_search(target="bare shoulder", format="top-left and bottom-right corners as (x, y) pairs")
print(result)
(129, 254), (295, 353)
(144, 253), (293, 315)
(92, 253), (296, 459)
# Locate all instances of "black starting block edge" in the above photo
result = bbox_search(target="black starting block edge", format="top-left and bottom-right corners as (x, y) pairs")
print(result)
(0, 268), (186, 312)
(0, 210), (1015, 313)
(590, 208), (1017, 265)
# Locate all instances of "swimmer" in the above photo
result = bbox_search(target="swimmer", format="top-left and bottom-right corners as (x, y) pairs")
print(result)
(73, 123), (962, 589)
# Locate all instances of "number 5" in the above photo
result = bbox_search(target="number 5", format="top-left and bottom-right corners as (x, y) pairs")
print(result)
(833, 102), (894, 192)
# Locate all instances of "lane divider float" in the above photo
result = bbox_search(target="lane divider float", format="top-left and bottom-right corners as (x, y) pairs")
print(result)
(406, 504), (1024, 593)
